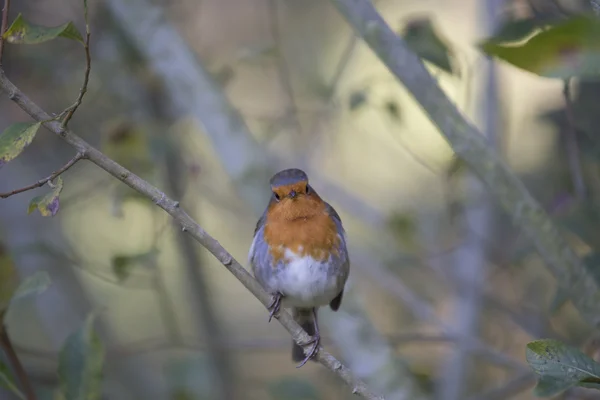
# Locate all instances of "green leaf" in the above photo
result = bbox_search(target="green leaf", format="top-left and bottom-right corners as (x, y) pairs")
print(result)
(0, 361), (24, 400)
(490, 17), (544, 44)
(10, 271), (51, 304)
(0, 122), (41, 168)
(58, 314), (104, 400)
(27, 177), (64, 217)
(526, 339), (600, 397)
(4, 270), (51, 321)
(400, 17), (455, 74)
(268, 377), (321, 400)
(480, 15), (600, 79)
(111, 249), (158, 282)
(3, 14), (83, 45)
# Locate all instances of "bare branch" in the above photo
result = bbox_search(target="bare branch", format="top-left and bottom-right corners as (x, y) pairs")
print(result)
(0, 153), (84, 199)
(0, 0), (10, 65)
(0, 322), (36, 400)
(0, 69), (385, 400)
(328, 0), (600, 326)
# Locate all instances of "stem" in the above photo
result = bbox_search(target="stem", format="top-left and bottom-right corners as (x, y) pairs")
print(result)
(0, 324), (36, 400)
(563, 78), (586, 200)
(0, 0), (10, 65)
(61, 5), (91, 128)
(0, 153), (84, 199)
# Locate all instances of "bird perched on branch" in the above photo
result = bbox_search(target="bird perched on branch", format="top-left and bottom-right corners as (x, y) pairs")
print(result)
(249, 168), (350, 367)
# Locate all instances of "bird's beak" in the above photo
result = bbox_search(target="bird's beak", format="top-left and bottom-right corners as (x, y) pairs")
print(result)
(289, 190), (297, 199)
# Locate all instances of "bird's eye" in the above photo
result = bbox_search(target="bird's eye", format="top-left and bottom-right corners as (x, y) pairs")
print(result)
(274, 192), (281, 201)
(305, 185), (311, 194)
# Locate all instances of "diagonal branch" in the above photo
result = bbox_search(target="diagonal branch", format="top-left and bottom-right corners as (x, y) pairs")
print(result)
(328, 0), (600, 327)
(0, 69), (385, 400)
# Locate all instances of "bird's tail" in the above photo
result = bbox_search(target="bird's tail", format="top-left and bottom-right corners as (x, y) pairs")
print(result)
(291, 307), (315, 362)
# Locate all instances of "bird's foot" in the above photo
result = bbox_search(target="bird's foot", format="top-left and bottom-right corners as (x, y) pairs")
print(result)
(295, 333), (320, 368)
(267, 292), (283, 322)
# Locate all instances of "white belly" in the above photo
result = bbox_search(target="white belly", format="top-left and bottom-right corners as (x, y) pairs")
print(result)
(275, 249), (341, 308)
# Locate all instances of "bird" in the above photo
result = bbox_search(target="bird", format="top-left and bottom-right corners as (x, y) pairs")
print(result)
(248, 168), (350, 367)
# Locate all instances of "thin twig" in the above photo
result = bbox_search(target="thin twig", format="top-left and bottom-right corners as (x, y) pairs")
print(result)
(0, 153), (84, 199)
(0, 0), (10, 65)
(0, 323), (36, 400)
(563, 77), (586, 200)
(61, 0), (91, 128)
(0, 69), (385, 400)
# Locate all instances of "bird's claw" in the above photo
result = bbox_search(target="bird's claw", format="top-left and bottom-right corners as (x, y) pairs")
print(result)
(267, 292), (283, 322)
(295, 334), (320, 368)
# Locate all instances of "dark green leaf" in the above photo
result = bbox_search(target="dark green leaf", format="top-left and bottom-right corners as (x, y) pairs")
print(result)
(0, 122), (41, 168)
(3, 14), (83, 45)
(27, 177), (64, 217)
(526, 339), (600, 397)
(400, 17), (455, 74)
(58, 314), (104, 400)
(349, 91), (368, 111)
(0, 360), (24, 400)
(268, 377), (321, 400)
(480, 15), (600, 79)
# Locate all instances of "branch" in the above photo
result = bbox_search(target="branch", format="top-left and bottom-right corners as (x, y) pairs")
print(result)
(0, 153), (84, 198)
(0, 0), (10, 65)
(0, 69), (384, 400)
(328, 0), (600, 327)
(562, 77), (586, 200)
(61, 0), (91, 128)
(0, 323), (36, 400)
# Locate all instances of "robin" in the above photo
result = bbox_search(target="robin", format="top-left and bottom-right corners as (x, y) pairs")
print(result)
(249, 168), (350, 367)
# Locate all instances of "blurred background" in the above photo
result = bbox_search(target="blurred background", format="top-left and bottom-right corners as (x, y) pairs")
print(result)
(1, 0), (599, 399)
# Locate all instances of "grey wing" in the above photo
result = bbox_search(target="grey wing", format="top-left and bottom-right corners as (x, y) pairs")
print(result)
(324, 201), (348, 251)
(324, 202), (350, 310)
(249, 220), (277, 293)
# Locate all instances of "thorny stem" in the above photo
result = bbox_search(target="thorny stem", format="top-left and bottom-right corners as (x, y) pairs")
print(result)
(0, 0), (10, 65)
(0, 153), (85, 198)
(0, 323), (36, 400)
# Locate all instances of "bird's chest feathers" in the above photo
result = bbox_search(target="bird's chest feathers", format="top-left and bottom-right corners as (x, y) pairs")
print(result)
(264, 210), (340, 264)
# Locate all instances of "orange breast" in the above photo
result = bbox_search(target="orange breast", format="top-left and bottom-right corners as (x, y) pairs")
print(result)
(264, 198), (340, 264)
